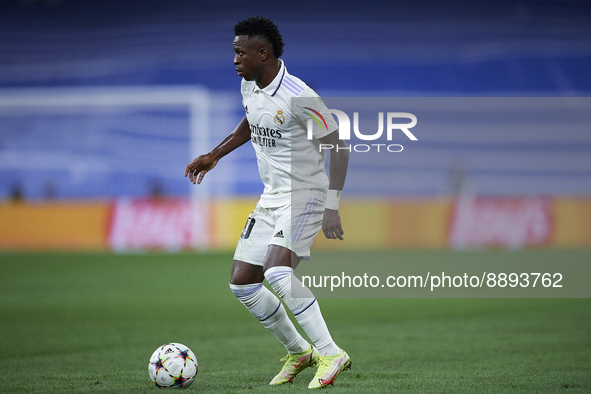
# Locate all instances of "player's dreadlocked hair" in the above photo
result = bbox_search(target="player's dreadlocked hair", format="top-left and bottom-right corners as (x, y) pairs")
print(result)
(234, 16), (284, 58)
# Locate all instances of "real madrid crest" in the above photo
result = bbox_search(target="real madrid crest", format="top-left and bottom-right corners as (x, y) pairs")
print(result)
(274, 109), (285, 126)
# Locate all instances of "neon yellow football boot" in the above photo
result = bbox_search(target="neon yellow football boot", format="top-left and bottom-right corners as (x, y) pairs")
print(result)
(269, 345), (319, 385)
(308, 348), (351, 389)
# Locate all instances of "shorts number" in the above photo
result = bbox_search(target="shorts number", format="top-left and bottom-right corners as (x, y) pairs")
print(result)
(241, 217), (256, 239)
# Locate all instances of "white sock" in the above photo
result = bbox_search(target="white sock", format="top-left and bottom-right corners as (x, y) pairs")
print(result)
(265, 267), (340, 356)
(230, 283), (308, 354)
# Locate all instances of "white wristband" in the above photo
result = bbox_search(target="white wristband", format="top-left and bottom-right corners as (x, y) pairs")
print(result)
(325, 189), (342, 210)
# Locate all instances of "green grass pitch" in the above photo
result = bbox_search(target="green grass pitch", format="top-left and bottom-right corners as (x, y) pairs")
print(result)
(0, 250), (590, 393)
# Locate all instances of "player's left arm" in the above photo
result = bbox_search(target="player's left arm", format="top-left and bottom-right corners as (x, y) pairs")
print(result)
(318, 130), (349, 240)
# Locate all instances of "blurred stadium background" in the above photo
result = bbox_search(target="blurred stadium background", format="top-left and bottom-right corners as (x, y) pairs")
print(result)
(1, 0), (590, 252)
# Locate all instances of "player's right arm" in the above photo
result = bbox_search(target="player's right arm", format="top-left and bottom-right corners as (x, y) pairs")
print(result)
(185, 117), (251, 184)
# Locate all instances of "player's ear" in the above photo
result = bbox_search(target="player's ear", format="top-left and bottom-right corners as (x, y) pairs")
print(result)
(259, 47), (269, 62)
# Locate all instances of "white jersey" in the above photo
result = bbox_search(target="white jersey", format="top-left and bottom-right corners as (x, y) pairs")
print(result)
(240, 60), (338, 208)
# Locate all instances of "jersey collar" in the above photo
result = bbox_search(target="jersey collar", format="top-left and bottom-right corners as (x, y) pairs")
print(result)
(254, 59), (286, 97)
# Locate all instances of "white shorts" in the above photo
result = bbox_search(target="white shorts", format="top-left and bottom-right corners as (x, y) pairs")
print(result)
(233, 193), (325, 266)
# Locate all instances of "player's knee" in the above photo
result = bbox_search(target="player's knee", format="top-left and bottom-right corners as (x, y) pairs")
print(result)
(230, 260), (264, 285)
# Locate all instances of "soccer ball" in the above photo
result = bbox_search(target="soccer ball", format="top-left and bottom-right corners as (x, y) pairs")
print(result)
(148, 343), (198, 389)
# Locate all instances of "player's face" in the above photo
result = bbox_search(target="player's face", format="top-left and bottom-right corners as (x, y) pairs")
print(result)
(233, 35), (264, 82)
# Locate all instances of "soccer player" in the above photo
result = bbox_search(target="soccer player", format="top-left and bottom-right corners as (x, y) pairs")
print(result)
(185, 16), (350, 389)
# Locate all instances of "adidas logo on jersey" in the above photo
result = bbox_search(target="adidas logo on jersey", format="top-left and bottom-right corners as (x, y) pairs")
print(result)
(274, 230), (284, 238)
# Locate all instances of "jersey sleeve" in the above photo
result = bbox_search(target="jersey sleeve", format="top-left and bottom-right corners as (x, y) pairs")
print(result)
(293, 88), (339, 140)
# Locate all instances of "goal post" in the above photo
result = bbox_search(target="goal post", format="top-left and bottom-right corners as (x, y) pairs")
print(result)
(0, 86), (211, 250)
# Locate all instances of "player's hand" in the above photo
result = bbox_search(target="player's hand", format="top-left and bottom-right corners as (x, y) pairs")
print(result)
(322, 208), (344, 240)
(185, 153), (218, 184)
